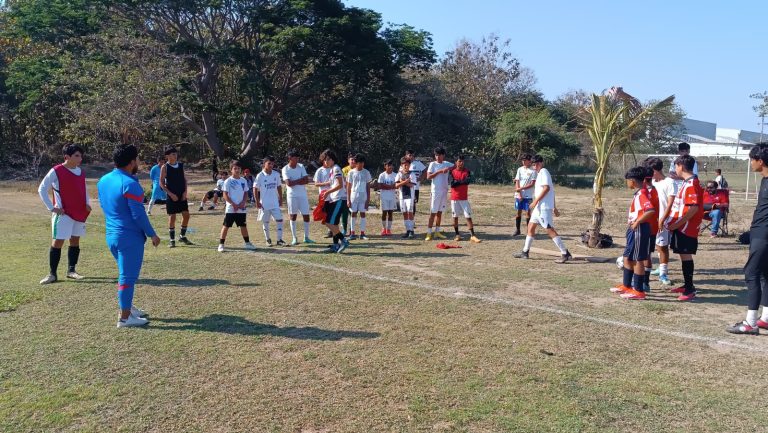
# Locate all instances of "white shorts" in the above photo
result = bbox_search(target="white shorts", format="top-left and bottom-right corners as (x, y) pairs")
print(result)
(451, 200), (472, 218)
(399, 198), (414, 213)
(349, 195), (368, 212)
(530, 207), (554, 229)
(655, 229), (670, 247)
(52, 213), (86, 240)
(430, 190), (449, 213)
(380, 198), (397, 212)
(287, 195), (310, 216)
(258, 207), (283, 222)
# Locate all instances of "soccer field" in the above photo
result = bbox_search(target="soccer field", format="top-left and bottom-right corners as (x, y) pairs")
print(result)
(2, 176), (767, 433)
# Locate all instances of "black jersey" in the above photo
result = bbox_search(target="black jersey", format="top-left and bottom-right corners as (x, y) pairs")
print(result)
(751, 177), (768, 238)
(164, 162), (186, 196)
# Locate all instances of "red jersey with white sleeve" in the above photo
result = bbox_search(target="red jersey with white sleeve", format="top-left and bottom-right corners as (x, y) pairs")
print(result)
(628, 188), (654, 226)
(450, 168), (470, 201)
(667, 176), (703, 237)
(646, 184), (660, 235)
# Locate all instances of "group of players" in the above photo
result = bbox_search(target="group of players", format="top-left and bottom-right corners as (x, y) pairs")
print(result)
(36, 142), (768, 334)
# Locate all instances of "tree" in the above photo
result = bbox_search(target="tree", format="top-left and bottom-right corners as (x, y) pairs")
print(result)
(751, 91), (768, 141)
(639, 101), (686, 153)
(578, 87), (674, 248)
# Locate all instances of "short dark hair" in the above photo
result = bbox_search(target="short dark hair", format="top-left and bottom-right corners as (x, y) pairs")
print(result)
(230, 160), (243, 168)
(113, 144), (138, 168)
(674, 154), (696, 172)
(287, 149), (300, 158)
(521, 153), (533, 161)
(63, 144), (84, 156)
(354, 153), (366, 164)
(400, 156), (411, 164)
(347, 151), (356, 158)
(164, 145), (178, 155)
(322, 149), (338, 164)
(531, 154), (544, 164)
(749, 144), (768, 163)
(624, 166), (647, 183)
(156, 154), (165, 162)
(705, 180), (718, 189)
(405, 149), (415, 155)
(433, 147), (446, 156)
(644, 156), (664, 172)
(678, 142), (690, 152)
(715, 168), (722, 174)
(262, 155), (275, 164)
(455, 154), (465, 161)
(383, 159), (394, 166)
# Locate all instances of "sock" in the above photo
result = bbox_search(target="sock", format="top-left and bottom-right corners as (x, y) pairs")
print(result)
(436, 225), (441, 233)
(147, 200), (154, 213)
(406, 220), (413, 231)
(289, 220), (297, 239)
(454, 226), (460, 234)
(219, 238), (225, 244)
(515, 217), (521, 232)
(332, 233), (342, 245)
(350, 216), (357, 233)
(469, 228), (476, 236)
(644, 267), (652, 285)
(382, 218), (387, 229)
(180, 226), (187, 237)
(49, 247), (62, 276)
(633, 273), (645, 292)
(747, 310), (759, 326)
(761, 308), (768, 322)
(243, 236), (249, 243)
(552, 236), (567, 254)
(623, 267), (633, 288)
(523, 236), (534, 252)
(360, 218), (366, 233)
(117, 284), (135, 311)
(681, 260), (695, 292)
(262, 221), (270, 240)
(67, 246), (80, 273)
(387, 219), (392, 230)
(304, 221), (311, 238)
(427, 227), (433, 234)
(276, 221), (283, 240)
(659, 263), (668, 276)
(169, 228), (176, 240)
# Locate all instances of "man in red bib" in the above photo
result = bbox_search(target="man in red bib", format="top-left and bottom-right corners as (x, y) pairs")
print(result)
(37, 145), (92, 284)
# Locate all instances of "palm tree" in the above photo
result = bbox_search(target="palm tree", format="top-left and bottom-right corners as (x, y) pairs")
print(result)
(578, 87), (674, 248)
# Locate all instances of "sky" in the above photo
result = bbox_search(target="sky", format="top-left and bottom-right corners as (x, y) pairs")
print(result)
(345, 0), (768, 133)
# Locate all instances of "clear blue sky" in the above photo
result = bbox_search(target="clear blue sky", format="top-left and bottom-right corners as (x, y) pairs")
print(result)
(345, 0), (768, 133)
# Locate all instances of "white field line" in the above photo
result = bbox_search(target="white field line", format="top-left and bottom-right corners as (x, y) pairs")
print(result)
(3, 205), (765, 355)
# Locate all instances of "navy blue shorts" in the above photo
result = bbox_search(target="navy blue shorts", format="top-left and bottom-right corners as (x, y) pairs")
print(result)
(624, 223), (651, 262)
(515, 197), (532, 211)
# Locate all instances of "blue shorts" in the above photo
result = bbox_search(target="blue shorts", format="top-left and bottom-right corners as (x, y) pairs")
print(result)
(515, 197), (532, 211)
(624, 223), (651, 262)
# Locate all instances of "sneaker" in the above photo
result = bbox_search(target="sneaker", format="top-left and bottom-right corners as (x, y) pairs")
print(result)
(266, 238), (273, 247)
(39, 274), (57, 285)
(66, 271), (84, 280)
(349, 234), (357, 240)
(130, 305), (148, 318)
(146, 211), (152, 216)
(677, 291), (697, 302)
(757, 319), (768, 330)
(610, 284), (631, 294)
(381, 229), (387, 236)
(303, 238), (315, 244)
(325, 244), (339, 253)
(425, 233), (433, 241)
(513, 230), (521, 237)
(454, 234), (462, 241)
(669, 286), (686, 294)
(359, 233), (369, 240)
(709, 232), (718, 238)
(620, 289), (646, 300)
(433, 231), (447, 240)
(650, 268), (661, 276)
(244, 242), (256, 251)
(169, 240), (176, 248)
(179, 237), (194, 245)
(208, 205), (215, 210)
(513, 250), (529, 259)
(401, 232), (410, 239)
(555, 250), (572, 264)
(291, 238), (299, 246)
(659, 275), (672, 286)
(276, 239), (287, 246)
(217, 244), (225, 253)
(337, 239), (350, 254)
(726, 321), (759, 335)
(117, 315), (149, 328)
(198, 206), (204, 211)
(407, 231), (415, 239)
(470, 235), (482, 243)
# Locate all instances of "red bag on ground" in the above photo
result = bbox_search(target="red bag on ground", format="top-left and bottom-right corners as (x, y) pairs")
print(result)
(436, 242), (462, 249)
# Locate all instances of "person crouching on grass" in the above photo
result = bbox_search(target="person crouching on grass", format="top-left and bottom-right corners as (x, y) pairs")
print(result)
(450, 155), (481, 243)
(218, 160), (256, 253)
(319, 149), (350, 253)
(610, 167), (656, 300)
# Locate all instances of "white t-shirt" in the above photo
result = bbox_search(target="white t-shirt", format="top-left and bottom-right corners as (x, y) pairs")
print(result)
(255, 170), (281, 209)
(378, 171), (397, 202)
(514, 166), (537, 199)
(428, 161), (454, 191)
(313, 167), (330, 193)
(347, 168), (372, 198)
(38, 166), (91, 211)
(652, 177), (677, 218)
(281, 163), (308, 198)
(409, 160), (426, 190)
(326, 165), (347, 202)
(395, 171), (417, 200)
(533, 168), (555, 211)
(215, 178), (224, 191)
(222, 176), (248, 214)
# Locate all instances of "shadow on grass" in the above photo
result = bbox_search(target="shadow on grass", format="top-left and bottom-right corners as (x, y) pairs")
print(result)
(152, 314), (380, 340)
(82, 277), (258, 287)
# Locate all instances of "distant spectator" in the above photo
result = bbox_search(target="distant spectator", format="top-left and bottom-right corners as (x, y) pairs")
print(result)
(714, 169), (729, 189)
(703, 180), (729, 237)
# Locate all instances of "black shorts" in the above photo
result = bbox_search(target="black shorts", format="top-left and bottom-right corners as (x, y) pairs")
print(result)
(670, 230), (698, 255)
(205, 190), (223, 199)
(323, 200), (347, 226)
(648, 235), (657, 257)
(414, 189), (420, 203)
(166, 199), (189, 215)
(223, 213), (247, 228)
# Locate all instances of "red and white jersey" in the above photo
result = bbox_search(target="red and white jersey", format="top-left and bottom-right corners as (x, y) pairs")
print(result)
(667, 176), (703, 238)
(628, 188), (654, 225)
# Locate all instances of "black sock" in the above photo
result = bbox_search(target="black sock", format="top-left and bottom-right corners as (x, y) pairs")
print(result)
(333, 233), (342, 245)
(622, 267), (633, 288)
(526, 218), (530, 226)
(633, 273), (645, 292)
(682, 260), (695, 293)
(243, 236), (249, 243)
(644, 269), (651, 285)
(169, 228), (176, 240)
(515, 217), (521, 232)
(67, 246), (80, 273)
(180, 226), (187, 237)
(49, 247), (62, 276)
(220, 238), (225, 244)
(454, 226), (460, 235)
(469, 228), (476, 236)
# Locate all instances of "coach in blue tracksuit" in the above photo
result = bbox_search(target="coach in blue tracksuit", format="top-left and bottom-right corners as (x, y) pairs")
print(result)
(97, 145), (161, 328)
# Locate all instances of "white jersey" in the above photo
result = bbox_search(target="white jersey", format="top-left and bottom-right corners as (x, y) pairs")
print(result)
(326, 165), (347, 202)
(428, 161), (454, 191)
(515, 166), (537, 199)
(255, 170), (282, 209)
(652, 177), (677, 218)
(215, 178), (224, 191)
(313, 166), (330, 194)
(533, 168), (555, 210)
(222, 176), (248, 214)
(378, 171), (397, 202)
(395, 171), (417, 200)
(409, 160), (426, 190)
(347, 168), (372, 199)
(281, 163), (308, 198)
(38, 166), (90, 212)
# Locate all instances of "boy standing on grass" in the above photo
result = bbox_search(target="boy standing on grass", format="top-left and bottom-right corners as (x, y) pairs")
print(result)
(319, 149), (350, 253)
(609, 167), (657, 300)
(665, 155), (703, 302)
(282, 150), (314, 245)
(513, 154), (537, 236)
(450, 155), (481, 243)
(346, 154), (372, 240)
(396, 157), (418, 239)
(377, 159), (398, 236)
(646, 157), (676, 286)
(727, 144), (768, 334)
(405, 149), (427, 215)
(340, 152), (355, 235)
(146, 154), (166, 215)
(38, 144), (91, 284)
(159, 146), (193, 248)
(97, 144), (161, 328)
(313, 157), (333, 239)
(254, 156), (286, 247)
(218, 160), (256, 253)
(513, 155), (572, 263)
(425, 147), (454, 241)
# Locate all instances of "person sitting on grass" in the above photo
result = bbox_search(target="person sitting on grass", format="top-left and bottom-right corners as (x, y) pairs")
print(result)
(218, 160), (256, 253)
(199, 171), (226, 211)
(449, 155), (481, 243)
(703, 180), (729, 238)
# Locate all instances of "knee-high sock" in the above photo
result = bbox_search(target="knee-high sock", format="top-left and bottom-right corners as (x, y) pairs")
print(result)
(146, 199), (154, 213)
(118, 284), (135, 310)
(381, 216), (387, 229)
(180, 226), (187, 237)
(49, 247), (62, 276)
(515, 217), (521, 232)
(360, 217), (366, 233)
(350, 216), (357, 233)
(262, 221), (271, 240)
(552, 236), (567, 254)
(67, 246), (80, 273)
(169, 227), (175, 240)
(387, 219), (393, 230)
(303, 221), (311, 238)
(682, 260), (695, 292)
(276, 221), (284, 240)
(523, 236), (534, 252)
(289, 220), (297, 239)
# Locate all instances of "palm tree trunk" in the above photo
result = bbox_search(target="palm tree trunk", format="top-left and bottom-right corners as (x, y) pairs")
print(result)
(589, 165), (606, 248)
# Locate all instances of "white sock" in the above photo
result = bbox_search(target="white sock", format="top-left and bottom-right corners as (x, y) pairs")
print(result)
(436, 225), (441, 233)
(427, 227), (433, 234)
(523, 236), (534, 252)
(262, 221), (270, 240)
(360, 217), (366, 233)
(304, 221), (311, 238)
(659, 263), (668, 276)
(289, 220), (297, 239)
(276, 221), (284, 241)
(552, 236), (567, 254)
(387, 219), (393, 230)
(382, 219), (387, 229)
(747, 310), (759, 326)
(146, 200), (154, 213)
(406, 220), (413, 231)
(351, 216), (357, 233)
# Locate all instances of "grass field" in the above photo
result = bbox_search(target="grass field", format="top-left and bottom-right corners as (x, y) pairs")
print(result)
(2, 172), (768, 432)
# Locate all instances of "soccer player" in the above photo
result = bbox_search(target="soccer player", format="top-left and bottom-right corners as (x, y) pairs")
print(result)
(146, 154), (166, 215)
(377, 159), (398, 236)
(513, 155), (572, 263)
(319, 149), (350, 253)
(450, 155), (481, 243)
(405, 149), (427, 215)
(646, 157), (676, 286)
(346, 154), (372, 240)
(199, 171), (226, 211)
(726, 144), (768, 334)
(340, 152), (355, 235)
(665, 154), (703, 302)
(254, 156), (286, 246)
(38, 144), (91, 284)
(395, 157), (418, 238)
(218, 160), (256, 252)
(97, 144), (161, 328)
(513, 154), (537, 236)
(425, 147), (454, 240)
(669, 142), (699, 186)
(610, 166), (656, 300)
(159, 146), (193, 247)
(313, 157), (333, 238)
(282, 150), (314, 245)
(703, 180), (729, 237)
